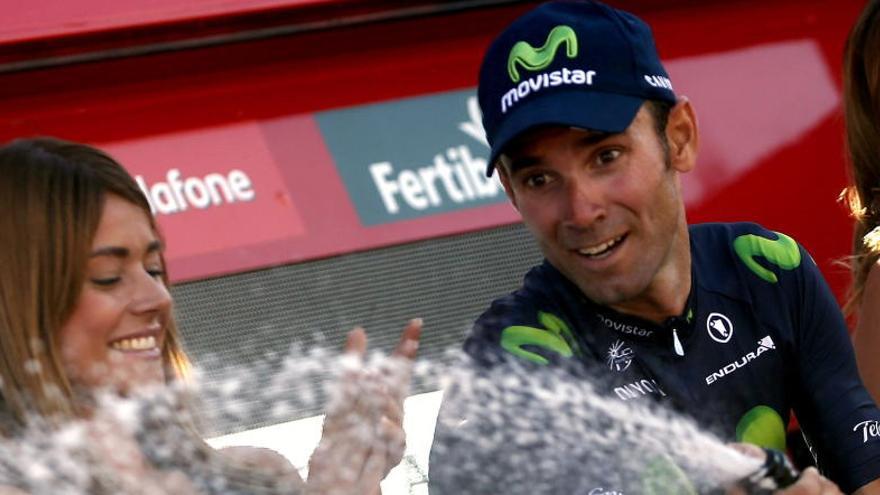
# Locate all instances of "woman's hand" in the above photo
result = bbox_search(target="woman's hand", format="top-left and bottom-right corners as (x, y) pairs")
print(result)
(85, 408), (205, 494)
(305, 319), (422, 495)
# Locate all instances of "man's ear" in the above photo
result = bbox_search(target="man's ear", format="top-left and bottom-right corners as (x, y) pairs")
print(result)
(495, 161), (520, 211)
(665, 96), (699, 174)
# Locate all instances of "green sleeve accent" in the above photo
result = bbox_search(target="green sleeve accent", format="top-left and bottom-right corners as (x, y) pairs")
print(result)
(641, 454), (698, 495)
(538, 311), (582, 358)
(500, 325), (573, 365)
(733, 231), (801, 284)
(507, 25), (578, 82)
(735, 405), (786, 451)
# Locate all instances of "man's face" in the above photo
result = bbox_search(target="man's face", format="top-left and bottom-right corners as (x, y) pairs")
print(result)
(498, 104), (694, 313)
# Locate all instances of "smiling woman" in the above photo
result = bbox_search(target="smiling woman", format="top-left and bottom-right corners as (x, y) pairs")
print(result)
(58, 194), (174, 392)
(0, 138), (191, 424)
(0, 137), (420, 495)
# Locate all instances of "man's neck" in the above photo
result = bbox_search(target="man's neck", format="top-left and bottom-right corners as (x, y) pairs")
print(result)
(609, 225), (692, 324)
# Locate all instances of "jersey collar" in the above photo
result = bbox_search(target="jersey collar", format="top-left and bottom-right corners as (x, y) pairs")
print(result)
(537, 260), (698, 351)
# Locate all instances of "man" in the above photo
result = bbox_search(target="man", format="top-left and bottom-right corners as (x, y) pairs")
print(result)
(428, 1), (880, 494)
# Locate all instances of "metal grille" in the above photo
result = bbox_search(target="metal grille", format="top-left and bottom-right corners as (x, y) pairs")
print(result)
(171, 222), (542, 435)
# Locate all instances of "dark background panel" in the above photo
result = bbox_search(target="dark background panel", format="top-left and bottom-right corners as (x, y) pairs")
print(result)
(172, 223), (541, 435)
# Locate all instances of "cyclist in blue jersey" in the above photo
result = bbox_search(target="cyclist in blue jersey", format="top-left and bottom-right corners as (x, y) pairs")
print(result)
(429, 1), (880, 494)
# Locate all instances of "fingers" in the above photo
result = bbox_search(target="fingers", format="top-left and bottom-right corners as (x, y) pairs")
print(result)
(354, 417), (406, 494)
(347, 317), (422, 361)
(777, 467), (842, 495)
(307, 321), (420, 495)
(393, 318), (422, 360)
(379, 416), (406, 469)
(382, 394), (404, 427)
(345, 327), (368, 358)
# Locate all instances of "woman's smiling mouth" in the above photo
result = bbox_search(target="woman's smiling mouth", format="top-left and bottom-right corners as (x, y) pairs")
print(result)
(108, 334), (161, 357)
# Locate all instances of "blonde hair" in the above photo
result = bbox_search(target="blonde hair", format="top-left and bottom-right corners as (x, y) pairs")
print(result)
(0, 137), (190, 429)
(844, 0), (880, 315)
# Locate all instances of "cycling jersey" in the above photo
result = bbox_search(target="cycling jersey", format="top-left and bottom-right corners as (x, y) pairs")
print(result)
(430, 222), (880, 494)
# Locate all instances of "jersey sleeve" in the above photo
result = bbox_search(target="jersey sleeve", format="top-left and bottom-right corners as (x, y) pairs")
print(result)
(787, 241), (880, 492)
(463, 293), (584, 368)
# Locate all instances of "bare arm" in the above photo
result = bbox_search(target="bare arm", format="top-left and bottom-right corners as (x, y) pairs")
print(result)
(854, 478), (880, 495)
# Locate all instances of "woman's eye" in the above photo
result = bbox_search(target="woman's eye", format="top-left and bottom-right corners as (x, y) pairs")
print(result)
(91, 277), (120, 287)
(596, 149), (621, 165)
(147, 267), (165, 279)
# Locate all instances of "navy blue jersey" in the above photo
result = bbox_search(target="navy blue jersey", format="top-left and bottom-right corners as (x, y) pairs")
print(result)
(430, 223), (880, 494)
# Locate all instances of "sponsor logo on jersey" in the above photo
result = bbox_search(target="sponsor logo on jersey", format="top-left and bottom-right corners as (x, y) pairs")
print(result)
(597, 314), (654, 338)
(705, 336), (776, 385)
(500, 311), (581, 366)
(706, 312), (733, 343)
(614, 378), (667, 401)
(607, 340), (634, 372)
(733, 231), (801, 284)
(854, 420), (880, 443)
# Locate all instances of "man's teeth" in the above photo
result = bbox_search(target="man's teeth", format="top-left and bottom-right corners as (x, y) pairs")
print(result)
(578, 236), (623, 256)
(111, 336), (157, 351)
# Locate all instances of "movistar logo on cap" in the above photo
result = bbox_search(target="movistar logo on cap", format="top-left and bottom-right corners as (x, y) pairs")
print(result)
(508, 25), (578, 83)
(500, 25), (596, 114)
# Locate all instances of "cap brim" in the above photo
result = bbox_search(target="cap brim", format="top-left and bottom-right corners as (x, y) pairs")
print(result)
(486, 90), (645, 176)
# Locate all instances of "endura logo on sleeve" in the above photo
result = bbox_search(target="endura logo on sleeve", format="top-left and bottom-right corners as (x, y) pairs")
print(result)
(854, 420), (880, 443)
(501, 25), (596, 114)
(733, 231), (801, 283)
(706, 312), (733, 343)
(705, 336), (776, 385)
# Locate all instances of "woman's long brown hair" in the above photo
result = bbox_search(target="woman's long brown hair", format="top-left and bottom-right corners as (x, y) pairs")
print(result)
(0, 137), (190, 430)
(844, 0), (880, 315)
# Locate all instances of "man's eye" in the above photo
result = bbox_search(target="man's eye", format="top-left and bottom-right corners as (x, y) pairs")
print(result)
(596, 149), (621, 165)
(147, 268), (165, 279)
(524, 173), (550, 188)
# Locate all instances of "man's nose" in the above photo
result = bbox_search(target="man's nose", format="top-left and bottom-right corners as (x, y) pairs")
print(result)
(562, 177), (605, 228)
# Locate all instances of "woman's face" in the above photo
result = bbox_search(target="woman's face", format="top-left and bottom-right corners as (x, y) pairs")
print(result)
(58, 194), (171, 393)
